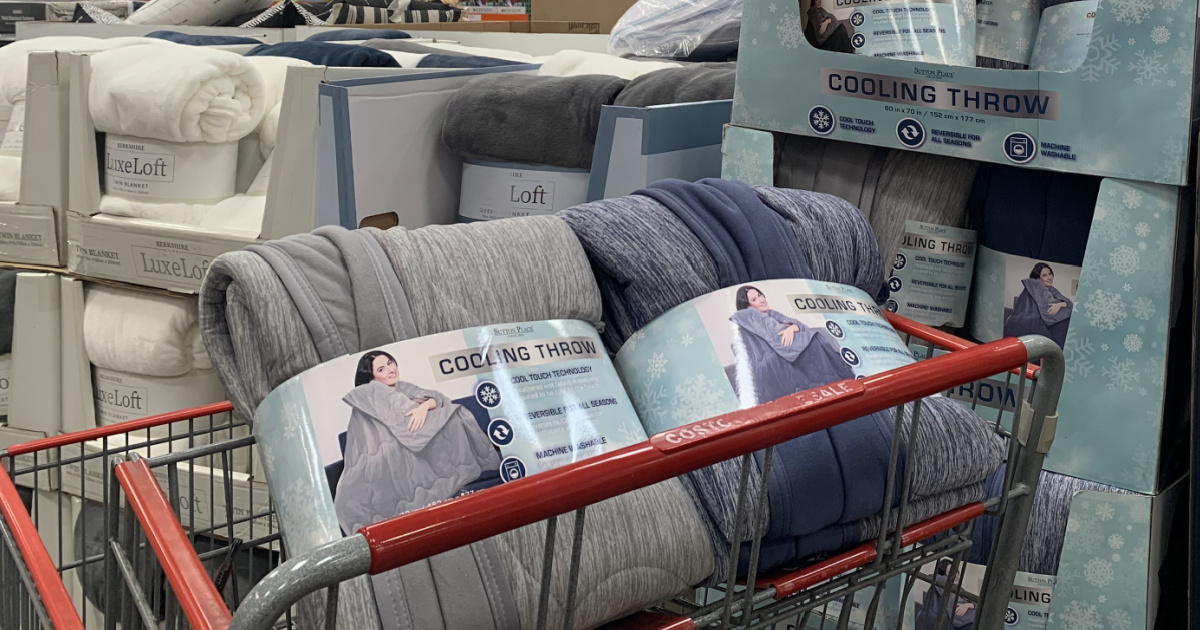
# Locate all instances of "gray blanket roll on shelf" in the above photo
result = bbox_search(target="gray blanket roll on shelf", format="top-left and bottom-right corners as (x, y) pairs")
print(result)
(773, 136), (891, 220)
(611, 65), (737, 107)
(200, 218), (714, 630)
(441, 74), (629, 170)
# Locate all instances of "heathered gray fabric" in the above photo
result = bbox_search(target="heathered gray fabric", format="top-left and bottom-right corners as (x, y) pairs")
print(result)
(752, 186), (888, 300)
(869, 152), (977, 268)
(441, 73), (628, 169)
(860, 482), (987, 540)
(977, 57), (1029, 69)
(611, 66), (736, 107)
(900, 400), (1005, 499)
(773, 137), (890, 219)
(200, 217), (714, 630)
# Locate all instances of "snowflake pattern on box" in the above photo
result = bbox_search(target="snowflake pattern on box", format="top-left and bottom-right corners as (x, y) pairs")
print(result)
(1049, 491), (1152, 630)
(721, 126), (774, 187)
(615, 301), (740, 435)
(731, 0), (1195, 185)
(1051, 180), (1177, 493)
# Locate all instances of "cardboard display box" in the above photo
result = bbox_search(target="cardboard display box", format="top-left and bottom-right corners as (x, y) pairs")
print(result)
(532, 0), (636, 33)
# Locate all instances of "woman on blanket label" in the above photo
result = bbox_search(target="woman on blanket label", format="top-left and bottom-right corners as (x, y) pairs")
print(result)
(1002, 262), (1073, 349)
(333, 350), (500, 535)
(730, 285), (856, 405)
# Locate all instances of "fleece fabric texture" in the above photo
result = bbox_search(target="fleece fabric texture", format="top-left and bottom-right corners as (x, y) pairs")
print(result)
(0, 269), (14, 355)
(612, 65), (736, 107)
(246, 41), (400, 67)
(0, 36), (167, 201)
(89, 43), (266, 144)
(307, 28), (412, 41)
(441, 73), (628, 169)
(971, 465), (1130, 575)
(536, 49), (682, 79)
(146, 30), (261, 45)
(199, 218), (714, 630)
(84, 284), (211, 377)
(417, 54), (521, 69)
(968, 163), (1101, 265)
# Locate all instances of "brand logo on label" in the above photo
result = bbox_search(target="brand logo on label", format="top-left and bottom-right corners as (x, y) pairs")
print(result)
(95, 383), (147, 413)
(509, 180), (554, 209)
(132, 246), (212, 281)
(106, 144), (175, 183)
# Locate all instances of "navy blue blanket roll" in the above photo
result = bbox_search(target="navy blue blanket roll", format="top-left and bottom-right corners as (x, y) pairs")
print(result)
(307, 28), (411, 41)
(147, 31), (262, 45)
(246, 41), (400, 67)
(416, 54), (522, 69)
(968, 164), (1100, 265)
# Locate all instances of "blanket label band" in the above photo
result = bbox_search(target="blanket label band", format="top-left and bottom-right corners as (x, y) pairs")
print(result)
(104, 134), (238, 204)
(458, 161), (590, 222)
(885, 220), (976, 328)
(650, 379), (866, 453)
(1, 101), (24, 157)
(92, 367), (225, 427)
(0, 207), (58, 265)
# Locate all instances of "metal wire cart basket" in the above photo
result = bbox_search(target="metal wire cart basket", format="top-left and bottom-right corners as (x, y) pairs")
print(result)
(1, 316), (1063, 630)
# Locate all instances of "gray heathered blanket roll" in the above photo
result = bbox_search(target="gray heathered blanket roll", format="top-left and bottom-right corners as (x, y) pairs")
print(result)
(199, 217), (714, 630)
(441, 73), (628, 169)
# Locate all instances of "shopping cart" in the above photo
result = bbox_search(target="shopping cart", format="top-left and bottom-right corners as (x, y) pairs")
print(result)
(0, 401), (268, 630)
(4, 315), (1063, 630)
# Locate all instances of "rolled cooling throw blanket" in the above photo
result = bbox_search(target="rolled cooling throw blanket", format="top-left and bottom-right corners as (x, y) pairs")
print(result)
(245, 41), (400, 67)
(89, 44), (267, 226)
(611, 65), (736, 107)
(199, 219), (714, 630)
(869, 151), (978, 268)
(442, 73), (628, 170)
(84, 284), (210, 378)
(773, 135), (890, 220)
(968, 163), (1100, 266)
(559, 182), (887, 349)
(970, 465), (1130, 575)
(146, 30), (261, 45)
(307, 28), (412, 41)
(560, 180), (998, 575)
(0, 36), (169, 202)
(536, 49), (682, 79)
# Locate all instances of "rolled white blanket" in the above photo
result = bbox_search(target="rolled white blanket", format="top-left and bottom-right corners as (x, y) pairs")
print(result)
(246, 56), (311, 159)
(89, 44), (266, 144)
(0, 36), (168, 202)
(536, 50), (681, 79)
(83, 284), (211, 378)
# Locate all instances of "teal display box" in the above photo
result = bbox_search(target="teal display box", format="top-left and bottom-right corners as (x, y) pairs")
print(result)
(723, 129), (1190, 495)
(730, 0), (1198, 184)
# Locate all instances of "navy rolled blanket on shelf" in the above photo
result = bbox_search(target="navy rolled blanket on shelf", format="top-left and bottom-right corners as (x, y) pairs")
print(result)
(246, 41), (401, 67)
(307, 28), (411, 41)
(146, 30), (262, 45)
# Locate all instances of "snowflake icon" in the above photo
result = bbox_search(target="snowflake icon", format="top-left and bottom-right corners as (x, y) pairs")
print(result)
(1132, 296), (1156, 320)
(1103, 357), (1140, 392)
(259, 444), (275, 471)
(1123, 283), (1132, 291)
(1108, 609), (1133, 630)
(1123, 189), (1143, 207)
(1130, 49), (1168, 85)
(1123, 334), (1143, 352)
(1011, 9), (1023, 20)
(1051, 11), (1060, 23)
(1109, 533), (1125, 549)
(476, 381), (501, 408)
(1168, 78), (1177, 87)
(1096, 501), (1116, 520)
(1111, 0), (1154, 24)
(647, 353), (669, 380)
(777, 13), (804, 48)
(1151, 25), (1170, 44)
(810, 107), (833, 132)
(1098, 595), (1107, 603)
(1110, 245), (1140, 276)
(1016, 37), (1030, 52)
(769, 2), (778, 11)
(1135, 221), (1150, 237)
(1084, 557), (1115, 587)
(680, 333), (694, 347)
(1060, 600), (1104, 630)
(1082, 26), (1122, 82)
(1082, 289), (1128, 330)
(1102, 344), (1109, 351)
(282, 422), (296, 440)
(726, 148), (761, 184)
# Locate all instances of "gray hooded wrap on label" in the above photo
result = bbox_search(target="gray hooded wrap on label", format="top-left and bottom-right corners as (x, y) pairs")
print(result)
(199, 217), (713, 630)
(336, 380), (501, 531)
